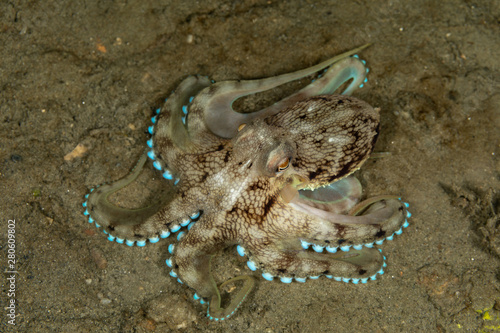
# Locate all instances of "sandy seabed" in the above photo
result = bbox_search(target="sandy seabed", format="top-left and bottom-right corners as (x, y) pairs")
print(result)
(0, 1), (499, 332)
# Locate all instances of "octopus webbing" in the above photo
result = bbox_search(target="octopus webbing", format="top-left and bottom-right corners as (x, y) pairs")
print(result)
(82, 45), (411, 321)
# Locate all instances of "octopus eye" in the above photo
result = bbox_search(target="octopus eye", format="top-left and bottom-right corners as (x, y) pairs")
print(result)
(238, 123), (246, 132)
(277, 157), (290, 173)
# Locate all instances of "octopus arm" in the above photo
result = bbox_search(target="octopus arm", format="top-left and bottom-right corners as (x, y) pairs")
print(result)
(247, 244), (384, 281)
(171, 215), (255, 321)
(84, 153), (202, 244)
(192, 44), (370, 139)
(289, 197), (408, 246)
(240, 196), (408, 282)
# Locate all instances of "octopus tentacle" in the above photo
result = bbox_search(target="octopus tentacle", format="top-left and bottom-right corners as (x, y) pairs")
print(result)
(83, 153), (167, 244)
(154, 75), (212, 150)
(239, 198), (409, 283)
(292, 176), (363, 214)
(243, 244), (386, 284)
(189, 44), (370, 139)
(290, 198), (409, 249)
(83, 152), (204, 245)
(206, 275), (255, 321)
(168, 218), (255, 320)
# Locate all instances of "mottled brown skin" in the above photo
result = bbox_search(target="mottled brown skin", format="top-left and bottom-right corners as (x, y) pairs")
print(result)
(83, 47), (410, 320)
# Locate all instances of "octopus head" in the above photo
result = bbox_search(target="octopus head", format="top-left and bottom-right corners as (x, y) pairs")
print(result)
(265, 94), (380, 208)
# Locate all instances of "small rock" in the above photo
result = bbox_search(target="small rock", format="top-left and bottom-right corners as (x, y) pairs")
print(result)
(64, 143), (88, 161)
(90, 248), (108, 270)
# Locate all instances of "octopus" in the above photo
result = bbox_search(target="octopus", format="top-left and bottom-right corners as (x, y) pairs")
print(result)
(82, 44), (411, 321)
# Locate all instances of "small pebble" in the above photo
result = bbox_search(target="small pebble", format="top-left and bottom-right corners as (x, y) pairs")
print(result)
(90, 248), (108, 269)
(11, 154), (22, 162)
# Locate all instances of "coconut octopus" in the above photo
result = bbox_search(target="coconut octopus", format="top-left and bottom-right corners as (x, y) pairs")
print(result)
(82, 45), (411, 321)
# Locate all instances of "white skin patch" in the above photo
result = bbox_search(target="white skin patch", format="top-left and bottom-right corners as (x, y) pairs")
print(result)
(328, 135), (352, 145)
